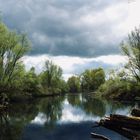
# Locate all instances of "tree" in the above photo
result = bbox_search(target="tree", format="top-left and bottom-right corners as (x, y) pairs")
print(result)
(23, 67), (39, 93)
(59, 79), (69, 93)
(80, 70), (91, 91)
(67, 76), (80, 93)
(40, 60), (63, 93)
(10, 62), (26, 90)
(80, 68), (105, 91)
(0, 22), (30, 92)
(122, 27), (140, 82)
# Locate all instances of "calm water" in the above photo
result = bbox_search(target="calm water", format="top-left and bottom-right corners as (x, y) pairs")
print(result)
(0, 94), (136, 140)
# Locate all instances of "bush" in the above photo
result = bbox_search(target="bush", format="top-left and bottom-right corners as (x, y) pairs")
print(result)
(97, 78), (140, 101)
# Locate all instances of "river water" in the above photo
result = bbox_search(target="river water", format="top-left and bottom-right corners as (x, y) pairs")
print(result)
(0, 94), (135, 140)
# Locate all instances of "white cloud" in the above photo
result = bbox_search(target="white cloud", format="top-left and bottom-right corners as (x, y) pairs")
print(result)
(93, 55), (128, 65)
(128, 0), (140, 31)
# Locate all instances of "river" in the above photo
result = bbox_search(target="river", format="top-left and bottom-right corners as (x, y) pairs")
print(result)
(0, 94), (136, 140)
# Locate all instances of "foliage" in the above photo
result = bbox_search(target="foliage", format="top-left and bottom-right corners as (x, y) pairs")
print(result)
(97, 69), (140, 100)
(121, 27), (140, 82)
(23, 67), (39, 93)
(96, 27), (140, 101)
(59, 79), (69, 93)
(40, 60), (64, 94)
(67, 76), (81, 93)
(0, 22), (30, 92)
(80, 68), (105, 92)
(0, 21), (67, 99)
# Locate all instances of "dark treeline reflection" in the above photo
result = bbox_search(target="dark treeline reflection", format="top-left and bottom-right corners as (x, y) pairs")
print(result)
(0, 100), (39, 140)
(39, 96), (65, 130)
(67, 94), (134, 117)
(0, 96), (64, 140)
(0, 94), (134, 140)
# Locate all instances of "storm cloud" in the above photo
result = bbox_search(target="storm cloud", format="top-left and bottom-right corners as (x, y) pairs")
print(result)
(0, 0), (129, 57)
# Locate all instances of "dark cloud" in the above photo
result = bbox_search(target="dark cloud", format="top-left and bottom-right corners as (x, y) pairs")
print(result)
(0, 0), (127, 57)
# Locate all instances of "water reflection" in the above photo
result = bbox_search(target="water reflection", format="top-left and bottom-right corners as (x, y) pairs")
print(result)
(0, 94), (134, 140)
(67, 94), (82, 107)
(0, 100), (39, 140)
(0, 115), (20, 140)
(82, 97), (106, 117)
(38, 96), (64, 125)
(58, 99), (96, 123)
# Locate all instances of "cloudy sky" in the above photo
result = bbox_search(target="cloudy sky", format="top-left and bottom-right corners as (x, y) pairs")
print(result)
(0, 0), (140, 79)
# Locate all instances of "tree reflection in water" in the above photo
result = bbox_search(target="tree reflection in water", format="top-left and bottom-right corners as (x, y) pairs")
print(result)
(0, 94), (134, 140)
(67, 94), (133, 117)
(82, 97), (106, 117)
(67, 94), (81, 107)
(38, 96), (65, 130)
(0, 101), (39, 140)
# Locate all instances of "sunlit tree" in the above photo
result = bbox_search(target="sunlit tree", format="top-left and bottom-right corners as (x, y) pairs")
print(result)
(122, 27), (140, 82)
(67, 76), (80, 93)
(80, 68), (105, 91)
(0, 22), (30, 92)
(40, 60), (63, 93)
(23, 67), (39, 93)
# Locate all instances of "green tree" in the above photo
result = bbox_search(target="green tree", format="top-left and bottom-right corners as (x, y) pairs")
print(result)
(0, 22), (30, 92)
(80, 70), (91, 91)
(80, 68), (105, 91)
(10, 63), (26, 90)
(59, 79), (69, 93)
(23, 67), (39, 93)
(40, 60), (63, 94)
(67, 76), (80, 93)
(122, 27), (140, 82)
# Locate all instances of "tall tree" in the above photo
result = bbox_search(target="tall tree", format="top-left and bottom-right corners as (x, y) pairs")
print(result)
(40, 60), (63, 93)
(0, 22), (30, 92)
(122, 27), (140, 82)
(23, 67), (39, 93)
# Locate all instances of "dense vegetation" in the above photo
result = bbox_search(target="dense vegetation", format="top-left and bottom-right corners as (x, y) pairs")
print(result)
(67, 68), (105, 93)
